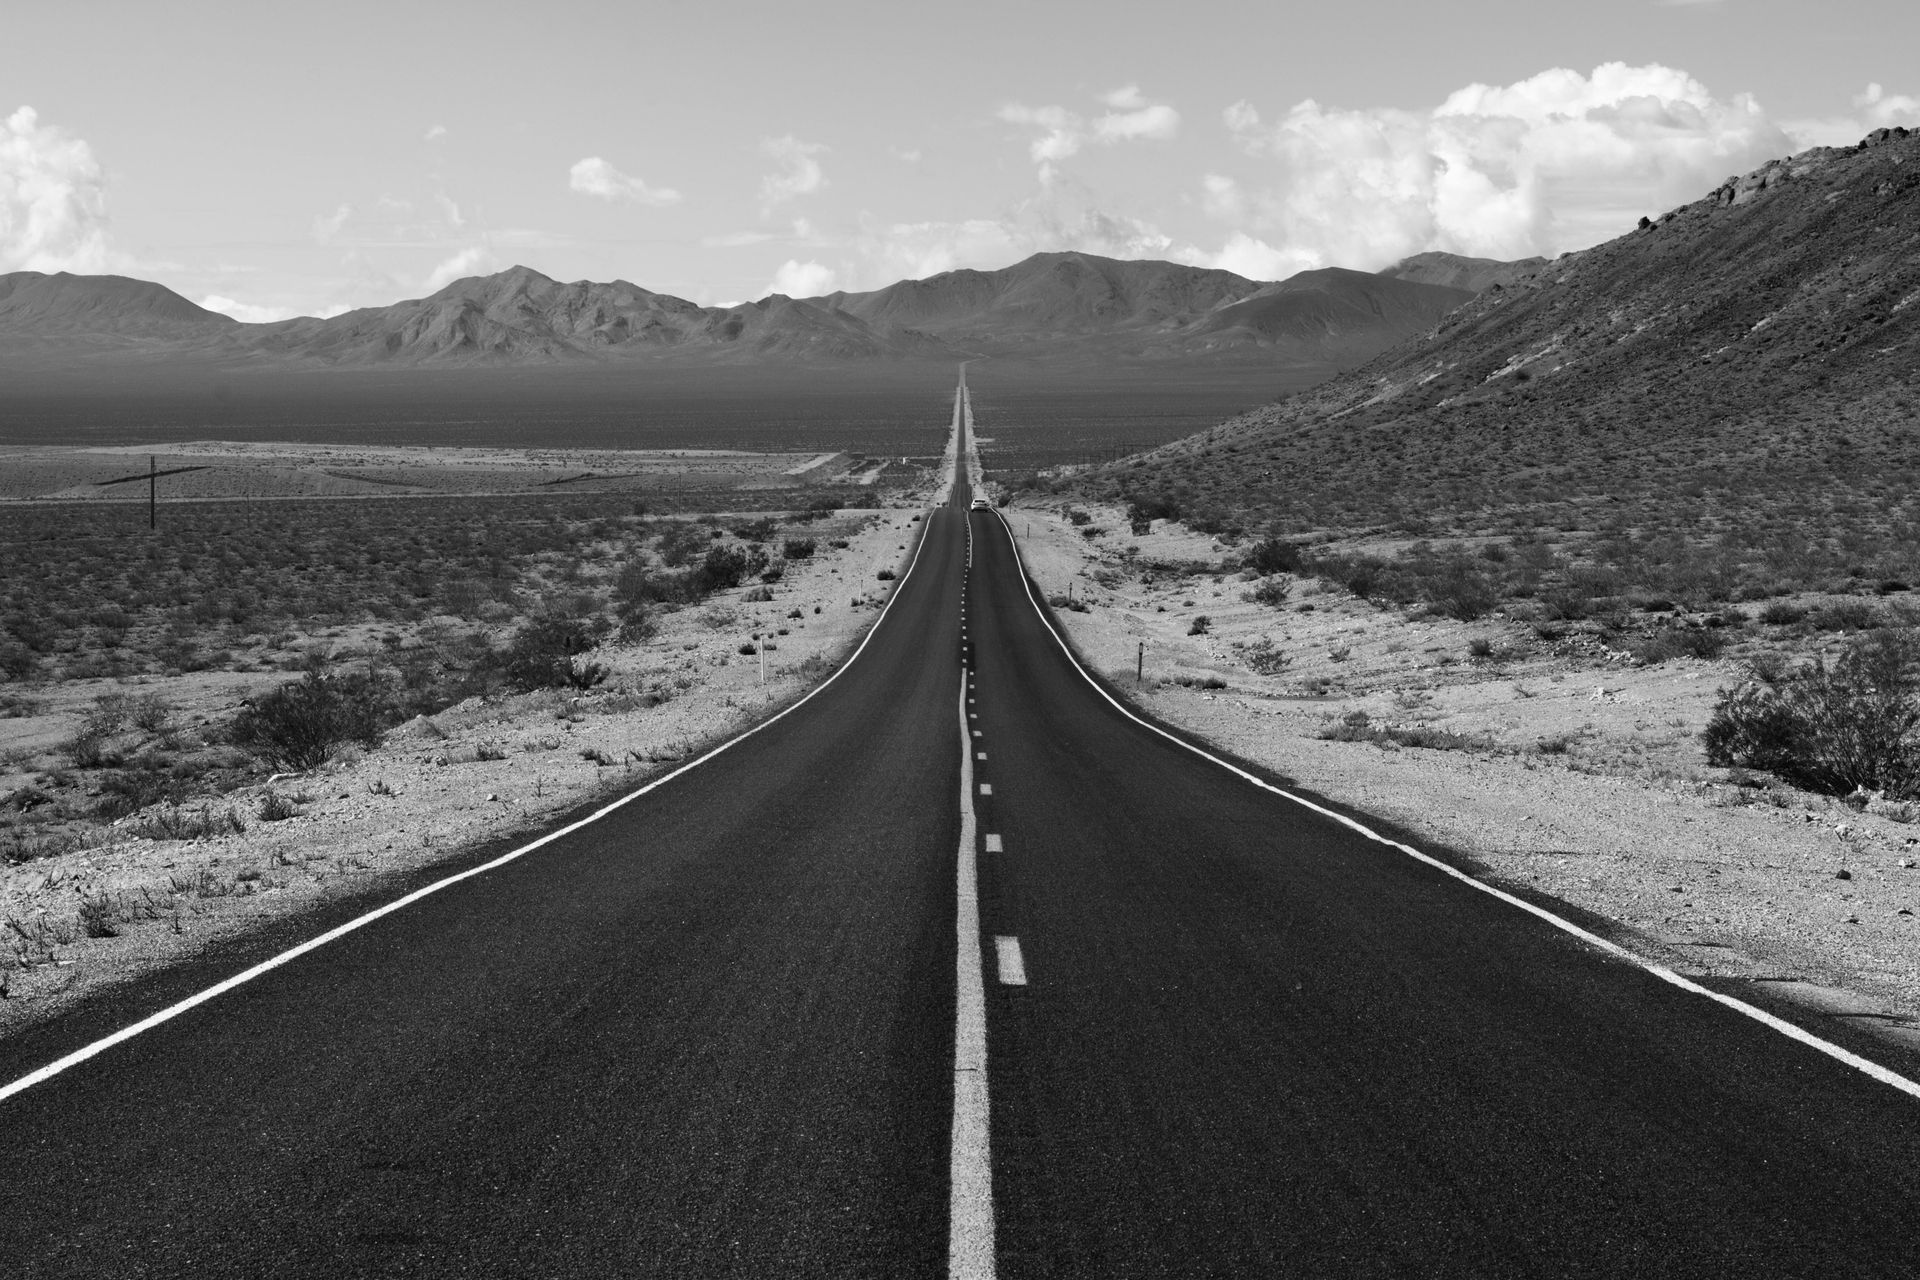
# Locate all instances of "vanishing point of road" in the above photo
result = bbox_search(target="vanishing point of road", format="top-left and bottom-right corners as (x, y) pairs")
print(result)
(4, 370), (1920, 1277)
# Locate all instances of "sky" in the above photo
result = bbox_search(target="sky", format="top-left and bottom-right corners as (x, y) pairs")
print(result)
(4, 0), (1919, 321)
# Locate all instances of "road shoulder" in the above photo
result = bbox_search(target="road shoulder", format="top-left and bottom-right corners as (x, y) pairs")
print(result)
(1003, 499), (1920, 1059)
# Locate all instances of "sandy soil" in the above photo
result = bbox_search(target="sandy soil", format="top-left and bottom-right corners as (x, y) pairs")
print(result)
(1003, 498), (1920, 1060)
(0, 500), (930, 1033)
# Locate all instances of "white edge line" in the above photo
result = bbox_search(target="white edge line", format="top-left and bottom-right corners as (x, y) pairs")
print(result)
(989, 510), (1920, 1104)
(0, 505), (945, 1108)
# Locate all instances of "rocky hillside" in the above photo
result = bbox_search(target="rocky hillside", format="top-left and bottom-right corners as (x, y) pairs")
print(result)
(1097, 128), (1920, 596)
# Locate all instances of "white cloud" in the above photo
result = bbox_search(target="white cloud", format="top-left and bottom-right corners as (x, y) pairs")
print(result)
(1200, 173), (1246, 221)
(1000, 88), (1180, 182)
(763, 259), (837, 298)
(758, 136), (828, 212)
(200, 295), (350, 323)
(424, 124), (448, 142)
(843, 189), (1174, 290)
(569, 156), (682, 206)
(0, 105), (114, 273)
(1177, 233), (1322, 281)
(1223, 100), (1260, 134)
(423, 246), (495, 292)
(1783, 82), (1920, 147)
(1210, 62), (1794, 271)
(312, 203), (353, 243)
(1094, 103), (1179, 144)
(998, 103), (1083, 173)
(1857, 82), (1920, 126)
(435, 192), (465, 229)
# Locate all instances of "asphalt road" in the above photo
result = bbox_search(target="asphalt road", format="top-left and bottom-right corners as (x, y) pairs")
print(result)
(4, 370), (1920, 1277)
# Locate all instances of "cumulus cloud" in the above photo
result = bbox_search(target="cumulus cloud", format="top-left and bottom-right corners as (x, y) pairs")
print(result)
(764, 259), (837, 298)
(200, 295), (350, 324)
(845, 187), (1174, 288)
(1200, 173), (1246, 221)
(1205, 62), (1794, 273)
(423, 245), (496, 291)
(999, 104), (1085, 167)
(1175, 233), (1322, 282)
(0, 105), (114, 273)
(424, 124), (448, 142)
(1857, 82), (1920, 126)
(1000, 87), (1180, 181)
(312, 203), (353, 243)
(1222, 100), (1260, 134)
(759, 136), (828, 212)
(854, 218), (1020, 282)
(569, 156), (682, 206)
(1783, 82), (1920, 146)
(1094, 102), (1179, 144)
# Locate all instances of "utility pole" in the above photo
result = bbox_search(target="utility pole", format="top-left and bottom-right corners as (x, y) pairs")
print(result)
(148, 455), (156, 531)
(1138, 641), (1144, 684)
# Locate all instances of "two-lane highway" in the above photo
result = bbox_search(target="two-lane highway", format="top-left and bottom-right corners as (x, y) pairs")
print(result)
(4, 368), (1920, 1277)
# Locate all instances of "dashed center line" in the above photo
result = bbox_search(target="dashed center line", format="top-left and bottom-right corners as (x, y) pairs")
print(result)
(979, 784), (992, 795)
(976, 752), (987, 760)
(984, 834), (1003, 853)
(994, 937), (1028, 986)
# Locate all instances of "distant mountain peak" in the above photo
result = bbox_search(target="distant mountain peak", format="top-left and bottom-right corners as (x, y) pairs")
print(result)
(0, 248), (1525, 371)
(1379, 252), (1548, 294)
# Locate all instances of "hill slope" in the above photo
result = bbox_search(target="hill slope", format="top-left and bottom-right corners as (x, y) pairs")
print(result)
(1192, 267), (1473, 362)
(0, 252), (1486, 373)
(240, 267), (910, 365)
(1378, 251), (1547, 294)
(825, 252), (1259, 342)
(0, 272), (236, 334)
(1097, 127), (1920, 598)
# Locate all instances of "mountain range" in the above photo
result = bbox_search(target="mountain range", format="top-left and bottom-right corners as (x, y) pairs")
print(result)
(1099, 127), (1920, 581)
(0, 251), (1497, 375)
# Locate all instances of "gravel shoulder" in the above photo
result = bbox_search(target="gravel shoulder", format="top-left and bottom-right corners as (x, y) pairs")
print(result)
(1004, 499), (1920, 1059)
(0, 503), (930, 1036)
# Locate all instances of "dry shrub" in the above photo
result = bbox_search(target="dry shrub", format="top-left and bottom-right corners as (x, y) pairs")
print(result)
(1703, 629), (1920, 797)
